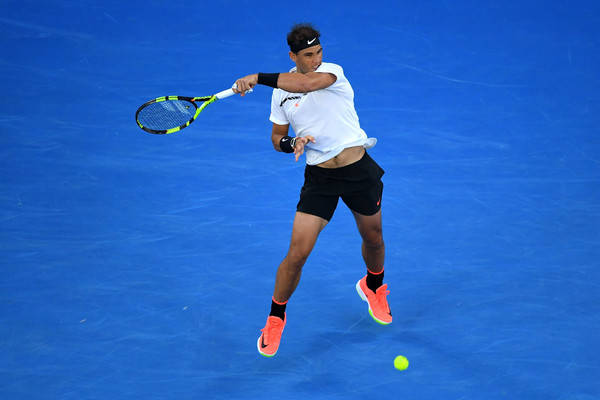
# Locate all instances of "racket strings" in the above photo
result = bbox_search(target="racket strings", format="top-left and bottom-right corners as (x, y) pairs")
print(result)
(137, 99), (198, 131)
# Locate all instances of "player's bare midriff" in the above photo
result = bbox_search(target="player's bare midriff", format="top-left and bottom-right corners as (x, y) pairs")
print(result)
(316, 146), (365, 169)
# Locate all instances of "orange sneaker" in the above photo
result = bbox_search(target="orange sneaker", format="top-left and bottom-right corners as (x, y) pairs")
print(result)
(257, 314), (286, 357)
(356, 276), (392, 325)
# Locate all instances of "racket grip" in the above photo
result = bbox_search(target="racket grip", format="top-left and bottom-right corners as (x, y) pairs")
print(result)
(217, 84), (253, 100)
(214, 88), (236, 100)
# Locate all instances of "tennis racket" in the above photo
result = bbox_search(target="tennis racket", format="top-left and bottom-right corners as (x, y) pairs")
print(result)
(135, 85), (248, 134)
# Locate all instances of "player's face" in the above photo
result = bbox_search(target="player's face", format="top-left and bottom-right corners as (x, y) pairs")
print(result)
(290, 45), (323, 74)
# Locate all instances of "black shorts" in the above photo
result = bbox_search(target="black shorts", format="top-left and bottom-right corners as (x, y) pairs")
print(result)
(296, 152), (385, 221)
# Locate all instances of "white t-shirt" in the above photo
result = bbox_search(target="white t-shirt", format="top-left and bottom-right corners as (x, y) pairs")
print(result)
(269, 62), (376, 165)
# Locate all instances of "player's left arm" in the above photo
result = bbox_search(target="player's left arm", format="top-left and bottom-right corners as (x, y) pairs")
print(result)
(234, 72), (336, 95)
(276, 71), (336, 93)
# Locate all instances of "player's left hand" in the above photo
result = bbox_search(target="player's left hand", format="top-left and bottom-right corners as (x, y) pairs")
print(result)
(233, 74), (258, 96)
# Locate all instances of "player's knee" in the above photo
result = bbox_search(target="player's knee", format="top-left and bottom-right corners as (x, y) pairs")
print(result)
(285, 248), (310, 269)
(363, 231), (384, 251)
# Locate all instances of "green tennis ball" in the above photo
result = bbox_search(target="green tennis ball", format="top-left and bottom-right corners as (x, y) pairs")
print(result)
(394, 355), (409, 370)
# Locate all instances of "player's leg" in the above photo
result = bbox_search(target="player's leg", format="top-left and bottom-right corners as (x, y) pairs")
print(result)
(273, 211), (328, 303)
(258, 191), (336, 357)
(342, 174), (385, 280)
(342, 165), (392, 325)
(352, 208), (392, 325)
(352, 209), (385, 275)
(339, 151), (386, 277)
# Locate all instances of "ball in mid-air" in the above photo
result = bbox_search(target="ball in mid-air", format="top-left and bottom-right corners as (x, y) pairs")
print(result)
(394, 355), (409, 370)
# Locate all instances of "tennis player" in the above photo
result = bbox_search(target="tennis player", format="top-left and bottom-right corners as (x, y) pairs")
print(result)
(234, 23), (392, 357)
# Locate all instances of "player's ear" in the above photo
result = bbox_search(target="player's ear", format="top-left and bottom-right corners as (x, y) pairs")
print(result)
(289, 51), (297, 63)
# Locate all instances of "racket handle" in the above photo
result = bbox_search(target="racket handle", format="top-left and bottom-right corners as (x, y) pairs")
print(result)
(214, 88), (236, 100)
(216, 84), (253, 100)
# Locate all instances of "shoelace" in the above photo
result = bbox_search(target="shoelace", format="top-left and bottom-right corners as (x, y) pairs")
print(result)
(373, 284), (391, 310)
(262, 317), (284, 339)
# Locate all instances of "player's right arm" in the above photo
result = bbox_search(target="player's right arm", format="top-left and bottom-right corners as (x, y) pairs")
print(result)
(271, 123), (290, 151)
(271, 123), (315, 161)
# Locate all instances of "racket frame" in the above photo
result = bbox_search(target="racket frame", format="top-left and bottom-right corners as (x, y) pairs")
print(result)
(135, 88), (236, 134)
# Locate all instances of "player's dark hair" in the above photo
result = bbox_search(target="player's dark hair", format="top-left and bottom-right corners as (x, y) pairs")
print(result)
(287, 23), (321, 53)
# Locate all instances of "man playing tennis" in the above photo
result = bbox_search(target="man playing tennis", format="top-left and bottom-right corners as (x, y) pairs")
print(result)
(234, 23), (392, 357)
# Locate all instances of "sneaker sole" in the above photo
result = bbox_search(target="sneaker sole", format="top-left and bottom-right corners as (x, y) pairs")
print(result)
(257, 335), (277, 357)
(356, 280), (392, 325)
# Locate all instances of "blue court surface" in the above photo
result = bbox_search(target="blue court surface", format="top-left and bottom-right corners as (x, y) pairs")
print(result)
(1, 1), (599, 399)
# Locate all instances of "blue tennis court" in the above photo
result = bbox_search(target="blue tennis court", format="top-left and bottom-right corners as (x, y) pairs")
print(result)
(1, 1), (599, 399)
